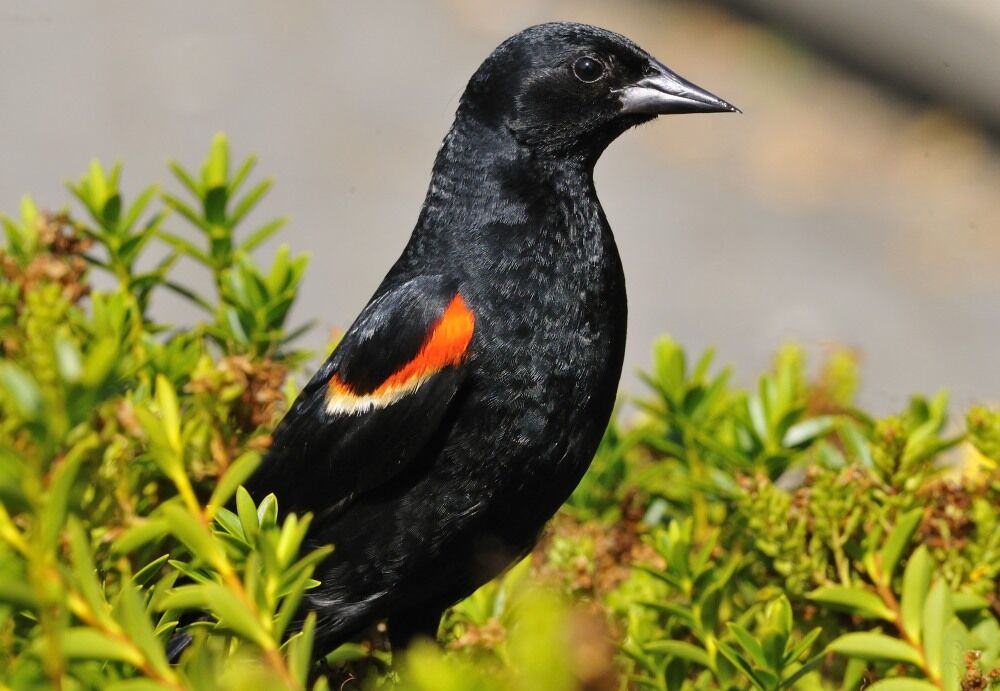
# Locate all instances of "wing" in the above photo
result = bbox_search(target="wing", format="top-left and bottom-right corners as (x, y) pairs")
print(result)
(245, 275), (475, 517)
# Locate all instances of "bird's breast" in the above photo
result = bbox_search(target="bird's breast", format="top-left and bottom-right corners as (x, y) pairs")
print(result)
(459, 228), (627, 472)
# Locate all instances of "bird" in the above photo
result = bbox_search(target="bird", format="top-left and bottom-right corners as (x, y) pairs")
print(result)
(242, 21), (738, 656)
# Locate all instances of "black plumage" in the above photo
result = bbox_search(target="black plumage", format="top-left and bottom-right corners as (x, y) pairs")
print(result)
(243, 21), (737, 655)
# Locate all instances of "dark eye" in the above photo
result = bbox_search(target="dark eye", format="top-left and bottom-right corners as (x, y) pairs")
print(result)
(572, 56), (605, 83)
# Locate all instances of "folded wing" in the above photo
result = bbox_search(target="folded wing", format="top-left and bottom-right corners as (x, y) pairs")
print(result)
(245, 275), (475, 517)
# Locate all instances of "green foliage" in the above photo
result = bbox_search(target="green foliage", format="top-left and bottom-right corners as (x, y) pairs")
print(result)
(596, 340), (1000, 691)
(0, 136), (319, 689)
(158, 133), (307, 357)
(1, 140), (998, 690)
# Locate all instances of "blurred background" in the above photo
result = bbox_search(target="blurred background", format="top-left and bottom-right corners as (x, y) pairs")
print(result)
(2, 0), (998, 413)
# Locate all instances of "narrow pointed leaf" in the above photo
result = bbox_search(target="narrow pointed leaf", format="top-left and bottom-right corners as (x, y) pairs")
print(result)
(161, 504), (226, 571)
(117, 578), (172, 677)
(879, 508), (924, 583)
(201, 583), (271, 648)
(922, 580), (953, 678)
(229, 178), (272, 228)
(782, 416), (835, 448)
(642, 640), (712, 669)
(208, 451), (261, 510)
(807, 586), (894, 621)
(59, 628), (144, 667)
(900, 545), (932, 643)
(112, 518), (170, 555)
(828, 632), (922, 667)
(867, 680), (938, 691)
(236, 486), (259, 542)
(728, 623), (767, 668)
(240, 217), (286, 253)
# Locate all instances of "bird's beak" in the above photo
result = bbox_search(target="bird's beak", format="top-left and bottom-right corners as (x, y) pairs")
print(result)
(619, 59), (740, 115)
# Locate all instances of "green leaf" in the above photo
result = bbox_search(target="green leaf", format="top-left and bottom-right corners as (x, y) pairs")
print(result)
(106, 680), (175, 691)
(133, 554), (171, 588)
(156, 229), (212, 266)
(228, 154), (257, 195)
(67, 518), (114, 628)
(842, 657), (868, 691)
(102, 193), (122, 227)
(806, 586), (894, 621)
(229, 178), (272, 227)
(0, 363), (42, 419)
(323, 642), (370, 666)
(205, 133), (230, 189)
(778, 650), (825, 689)
(900, 545), (932, 643)
(167, 560), (214, 586)
(782, 416), (835, 447)
(201, 582), (271, 648)
(154, 374), (182, 454)
(728, 623), (767, 669)
(748, 396), (768, 441)
(162, 280), (214, 313)
(642, 640), (712, 669)
(121, 185), (158, 232)
(785, 626), (822, 665)
(287, 612), (316, 686)
(236, 486), (259, 543)
(223, 305), (250, 345)
(213, 507), (246, 542)
(717, 640), (766, 690)
(112, 518), (170, 555)
(240, 217), (286, 253)
(162, 193), (211, 233)
(161, 504), (227, 571)
(840, 420), (874, 467)
(951, 591), (990, 613)
(55, 338), (84, 383)
(208, 451), (261, 510)
(940, 619), (968, 691)
(116, 577), (171, 677)
(866, 680), (938, 691)
(922, 580), (953, 679)
(0, 576), (40, 609)
(257, 493), (278, 529)
(60, 628), (144, 667)
(158, 584), (212, 611)
(767, 594), (793, 637)
(635, 600), (694, 623)
(168, 160), (201, 197)
(828, 632), (923, 667)
(88, 159), (108, 206)
(41, 434), (95, 549)
(879, 508), (924, 583)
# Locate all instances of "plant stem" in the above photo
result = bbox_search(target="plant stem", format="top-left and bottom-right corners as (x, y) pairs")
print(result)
(872, 563), (941, 689)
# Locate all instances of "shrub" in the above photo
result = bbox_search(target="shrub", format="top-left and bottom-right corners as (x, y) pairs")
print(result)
(0, 137), (997, 690)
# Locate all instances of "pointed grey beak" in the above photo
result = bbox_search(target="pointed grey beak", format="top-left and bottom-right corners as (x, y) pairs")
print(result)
(619, 59), (740, 115)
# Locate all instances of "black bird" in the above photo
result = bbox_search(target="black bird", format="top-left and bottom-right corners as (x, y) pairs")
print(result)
(245, 21), (737, 654)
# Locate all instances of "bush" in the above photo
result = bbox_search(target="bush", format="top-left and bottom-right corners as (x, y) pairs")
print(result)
(0, 137), (997, 690)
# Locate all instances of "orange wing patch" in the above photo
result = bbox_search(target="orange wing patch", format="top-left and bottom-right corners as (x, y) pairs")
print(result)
(326, 294), (475, 415)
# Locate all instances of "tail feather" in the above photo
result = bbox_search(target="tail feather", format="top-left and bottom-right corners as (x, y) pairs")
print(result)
(166, 630), (193, 663)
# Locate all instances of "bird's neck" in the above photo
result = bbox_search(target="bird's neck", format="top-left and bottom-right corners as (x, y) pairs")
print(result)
(413, 115), (602, 245)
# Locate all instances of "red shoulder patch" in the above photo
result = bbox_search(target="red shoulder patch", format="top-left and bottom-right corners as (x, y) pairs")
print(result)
(326, 294), (475, 414)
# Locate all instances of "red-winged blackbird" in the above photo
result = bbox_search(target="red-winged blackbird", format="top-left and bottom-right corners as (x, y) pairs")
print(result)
(245, 22), (737, 655)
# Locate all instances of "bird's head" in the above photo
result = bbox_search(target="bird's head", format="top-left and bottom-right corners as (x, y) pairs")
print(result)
(459, 22), (739, 162)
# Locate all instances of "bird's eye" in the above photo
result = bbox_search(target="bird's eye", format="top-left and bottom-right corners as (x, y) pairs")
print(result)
(572, 56), (605, 83)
